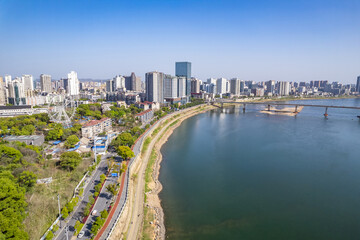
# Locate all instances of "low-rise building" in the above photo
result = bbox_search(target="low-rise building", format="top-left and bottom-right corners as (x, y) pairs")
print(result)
(81, 118), (112, 139)
(135, 101), (161, 111)
(117, 101), (127, 108)
(135, 109), (154, 124)
(3, 135), (45, 146)
(135, 101), (151, 111)
(0, 105), (48, 117)
(101, 103), (113, 113)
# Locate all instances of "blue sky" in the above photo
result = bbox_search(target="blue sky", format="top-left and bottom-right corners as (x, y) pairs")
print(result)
(0, 0), (359, 83)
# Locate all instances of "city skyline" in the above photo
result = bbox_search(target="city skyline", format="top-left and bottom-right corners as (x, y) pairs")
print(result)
(0, 0), (359, 83)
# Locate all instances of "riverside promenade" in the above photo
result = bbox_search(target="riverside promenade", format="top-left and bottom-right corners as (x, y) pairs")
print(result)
(94, 105), (205, 239)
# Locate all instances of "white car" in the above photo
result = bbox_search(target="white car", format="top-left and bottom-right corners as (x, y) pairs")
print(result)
(78, 231), (84, 238)
(91, 209), (97, 215)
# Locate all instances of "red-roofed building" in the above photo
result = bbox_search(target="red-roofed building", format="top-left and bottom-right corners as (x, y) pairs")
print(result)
(135, 101), (160, 111)
(81, 118), (112, 139)
(135, 109), (154, 124)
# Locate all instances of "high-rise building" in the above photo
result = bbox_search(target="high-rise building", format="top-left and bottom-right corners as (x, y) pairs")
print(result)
(216, 78), (227, 94)
(356, 76), (360, 93)
(175, 62), (191, 79)
(230, 78), (240, 95)
(177, 77), (187, 98)
(4, 75), (11, 88)
(0, 77), (6, 105)
(40, 74), (52, 93)
(114, 75), (126, 90)
(207, 78), (217, 85)
(175, 62), (191, 96)
(278, 81), (290, 96)
(145, 71), (164, 103)
(125, 72), (141, 91)
(22, 74), (33, 91)
(265, 80), (275, 94)
(67, 71), (79, 96)
(191, 78), (200, 93)
(240, 80), (245, 93)
(106, 79), (115, 92)
(163, 75), (178, 98)
(8, 78), (26, 105)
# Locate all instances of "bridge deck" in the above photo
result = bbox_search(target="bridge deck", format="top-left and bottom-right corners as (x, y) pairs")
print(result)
(219, 101), (360, 110)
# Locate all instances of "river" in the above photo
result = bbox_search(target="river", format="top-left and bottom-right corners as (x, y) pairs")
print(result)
(159, 98), (360, 240)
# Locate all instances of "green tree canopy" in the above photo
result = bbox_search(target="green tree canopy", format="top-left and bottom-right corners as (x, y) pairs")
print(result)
(59, 152), (82, 171)
(61, 206), (69, 219)
(100, 174), (106, 184)
(0, 145), (23, 165)
(64, 135), (80, 149)
(106, 183), (117, 196)
(18, 171), (37, 191)
(111, 132), (134, 148)
(130, 127), (144, 136)
(21, 125), (36, 135)
(116, 146), (134, 161)
(74, 221), (84, 235)
(0, 177), (28, 239)
(46, 124), (64, 141)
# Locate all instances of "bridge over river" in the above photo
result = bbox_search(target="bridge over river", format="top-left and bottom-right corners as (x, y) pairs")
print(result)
(213, 100), (360, 118)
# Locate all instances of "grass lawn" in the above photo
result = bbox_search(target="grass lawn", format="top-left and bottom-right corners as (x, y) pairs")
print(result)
(23, 156), (92, 239)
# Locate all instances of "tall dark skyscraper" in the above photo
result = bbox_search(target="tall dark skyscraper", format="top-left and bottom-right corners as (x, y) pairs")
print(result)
(175, 62), (192, 95)
(175, 62), (191, 78)
(356, 76), (360, 93)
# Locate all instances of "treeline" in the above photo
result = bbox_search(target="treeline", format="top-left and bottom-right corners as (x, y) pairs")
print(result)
(0, 141), (44, 239)
(0, 113), (50, 136)
(111, 126), (144, 150)
(0, 113), (83, 142)
(76, 103), (142, 121)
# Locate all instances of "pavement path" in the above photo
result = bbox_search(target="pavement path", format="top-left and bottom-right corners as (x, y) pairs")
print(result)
(92, 105), (206, 240)
(54, 153), (115, 240)
(126, 107), (202, 240)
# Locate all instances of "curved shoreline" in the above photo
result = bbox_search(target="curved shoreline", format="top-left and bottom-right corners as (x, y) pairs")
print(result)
(144, 105), (215, 240)
(108, 105), (215, 240)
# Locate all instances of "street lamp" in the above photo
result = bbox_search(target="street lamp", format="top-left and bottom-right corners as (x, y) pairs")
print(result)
(57, 194), (61, 228)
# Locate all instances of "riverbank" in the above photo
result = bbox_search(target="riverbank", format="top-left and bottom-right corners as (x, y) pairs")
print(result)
(109, 104), (215, 240)
(144, 105), (215, 240)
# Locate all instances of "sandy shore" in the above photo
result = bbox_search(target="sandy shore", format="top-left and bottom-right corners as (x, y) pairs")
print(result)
(260, 106), (304, 116)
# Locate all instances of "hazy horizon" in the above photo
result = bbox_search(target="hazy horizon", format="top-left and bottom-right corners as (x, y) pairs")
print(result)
(0, 0), (359, 83)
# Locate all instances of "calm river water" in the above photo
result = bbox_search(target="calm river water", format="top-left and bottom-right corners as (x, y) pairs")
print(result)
(159, 98), (360, 240)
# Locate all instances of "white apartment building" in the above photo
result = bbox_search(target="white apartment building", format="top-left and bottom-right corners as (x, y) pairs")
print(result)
(67, 71), (79, 96)
(278, 81), (290, 96)
(81, 118), (112, 139)
(114, 75), (125, 90)
(22, 75), (33, 91)
(178, 77), (187, 97)
(164, 75), (178, 98)
(216, 78), (227, 94)
(145, 71), (164, 103)
(4, 75), (11, 87)
(40, 74), (52, 93)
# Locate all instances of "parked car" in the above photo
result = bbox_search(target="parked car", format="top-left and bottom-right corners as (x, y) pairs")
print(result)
(91, 209), (97, 215)
(78, 231), (85, 238)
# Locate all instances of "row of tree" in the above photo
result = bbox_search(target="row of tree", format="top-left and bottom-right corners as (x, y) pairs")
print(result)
(0, 141), (43, 239)
(0, 113), (50, 136)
